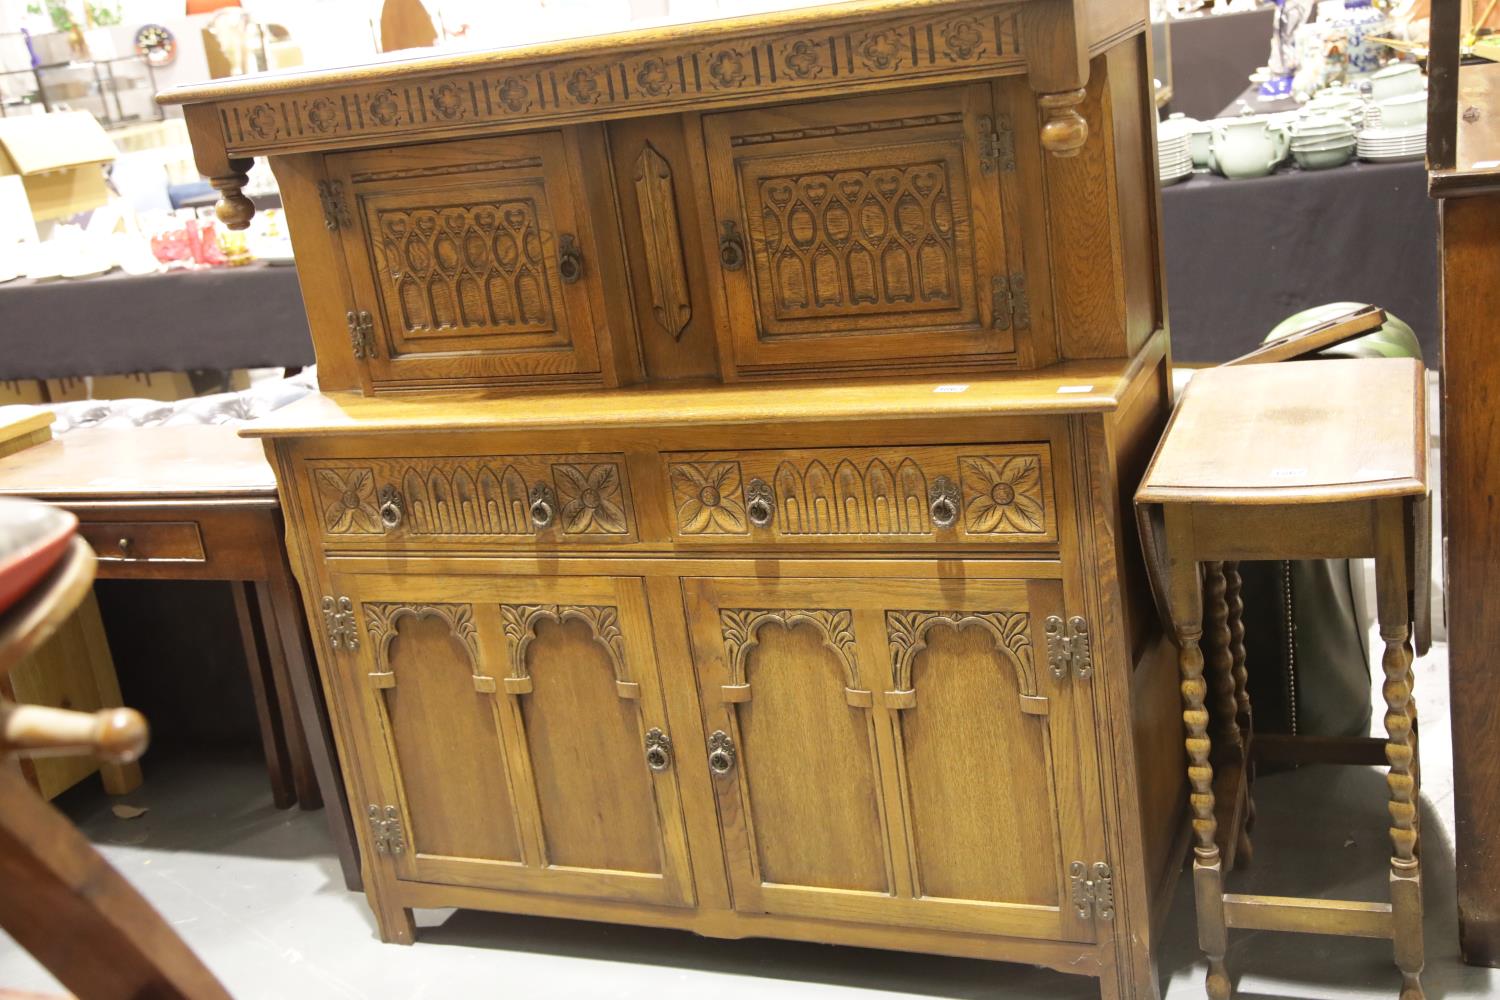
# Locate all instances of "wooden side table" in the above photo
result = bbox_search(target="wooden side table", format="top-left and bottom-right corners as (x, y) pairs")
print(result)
(1136, 358), (1429, 1000)
(0, 425), (360, 891)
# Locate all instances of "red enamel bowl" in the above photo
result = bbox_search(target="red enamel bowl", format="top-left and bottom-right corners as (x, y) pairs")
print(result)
(0, 498), (77, 617)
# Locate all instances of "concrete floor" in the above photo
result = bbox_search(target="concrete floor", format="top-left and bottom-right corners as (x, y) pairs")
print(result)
(1, 631), (1496, 999)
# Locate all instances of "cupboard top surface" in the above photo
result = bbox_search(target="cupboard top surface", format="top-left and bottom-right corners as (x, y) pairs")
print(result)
(241, 336), (1161, 439)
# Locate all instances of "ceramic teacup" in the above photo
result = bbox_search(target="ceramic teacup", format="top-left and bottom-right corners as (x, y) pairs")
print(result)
(1370, 63), (1424, 102)
(1377, 92), (1426, 128)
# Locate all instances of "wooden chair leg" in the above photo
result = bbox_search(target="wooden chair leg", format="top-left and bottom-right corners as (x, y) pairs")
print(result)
(229, 581), (295, 809)
(0, 765), (232, 1000)
(251, 582), (320, 807)
(1376, 498), (1425, 1000)
(263, 556), (363, 892)
(1166, 512), (1232, 999)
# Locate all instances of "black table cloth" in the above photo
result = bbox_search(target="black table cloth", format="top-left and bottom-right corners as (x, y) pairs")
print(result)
(1166, 7), (1277, 121)
(0, 262), (313, 381)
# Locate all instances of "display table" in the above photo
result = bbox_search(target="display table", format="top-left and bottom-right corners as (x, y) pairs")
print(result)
(1161, 159), (1439, 362)
(0, 263), (313, 381)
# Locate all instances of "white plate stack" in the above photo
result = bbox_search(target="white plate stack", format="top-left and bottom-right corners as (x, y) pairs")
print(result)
(1157, 119), (1194, 186)
(1357, 123), (1426, 162)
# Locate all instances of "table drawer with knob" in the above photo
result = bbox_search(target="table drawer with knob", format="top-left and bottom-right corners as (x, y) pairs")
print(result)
(305, 453), (639, 547)
(79, 520), (207, 563)
(661, 444), (1056, 548)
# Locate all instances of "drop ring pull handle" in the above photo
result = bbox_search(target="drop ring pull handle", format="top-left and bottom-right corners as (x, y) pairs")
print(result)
(378, 485), (404, 530)
(529, 482), (556, 529)
(746, 479), (773, 528)
(718, 221), (746, 271)
(645, 728), (672, 772)
(558, 234), (584, 283)
(928, 476), (959, 529)
(707, 731), (737, 776)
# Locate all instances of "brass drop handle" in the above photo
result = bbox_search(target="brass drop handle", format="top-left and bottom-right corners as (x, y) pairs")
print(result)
(378, 485), (404, 530)
(644, 728), (672, 772)
(707, 730), (736, 776)
(557, 234), (583, 283)
(529, 482), (556, 529)
(928, 476), (959, 529)
(746, 478), (773, 528)
(718, 221), (746, 271)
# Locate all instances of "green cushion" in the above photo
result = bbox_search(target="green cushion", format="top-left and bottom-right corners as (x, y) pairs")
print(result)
(1263, 301), (1424, 361)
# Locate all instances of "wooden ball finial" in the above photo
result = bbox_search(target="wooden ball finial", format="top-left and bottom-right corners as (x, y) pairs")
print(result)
(210, 157), (257, 230)
(94, 708), (149, 763)
(1038, 89), (1089, 158)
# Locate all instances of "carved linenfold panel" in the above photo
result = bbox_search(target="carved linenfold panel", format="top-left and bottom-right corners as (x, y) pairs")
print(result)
(753, 163), (959, 321)
(632, 144), (691, 340)
(501, 603), (629, 683)
(364, 602), (481, 671)
(773, 457), (930, 536)
(309, 455), (633, 539)
(216, 7), (1025, 153)
(885, 610), (1036, 694)
(372, 202), (556, 337)
(315, 467), (381, 533)
(669, 462), (748, 534)
(719, 608), (858, 686)
(958, 454), (1046, 535)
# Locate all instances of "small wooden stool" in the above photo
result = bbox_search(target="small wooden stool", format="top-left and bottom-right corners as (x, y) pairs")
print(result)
(1136, 358), (1429, 1000)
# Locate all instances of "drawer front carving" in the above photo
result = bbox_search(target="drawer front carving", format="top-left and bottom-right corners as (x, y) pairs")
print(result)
(309, 454), (636, 543)
(325, 132), (604, 390)
(704, 85), (1029, 374)
(663, 444), (1054, 546)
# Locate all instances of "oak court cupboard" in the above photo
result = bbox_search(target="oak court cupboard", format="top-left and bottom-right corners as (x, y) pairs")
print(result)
(160, 1), (1185, 996)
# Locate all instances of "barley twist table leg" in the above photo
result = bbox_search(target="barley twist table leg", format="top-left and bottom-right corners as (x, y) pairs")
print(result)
(1181, 623), (1231, 999)
(1223, 561), (1254, 866)
(1204, 562), (1243, 759)
(1377, 500), (1424, 1000)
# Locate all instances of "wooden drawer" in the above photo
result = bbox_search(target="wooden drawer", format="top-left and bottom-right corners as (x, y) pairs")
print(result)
(662, 444), (1056, 547)
(703, 85), (1035, 376)
(305, 453), (639, 546)
(80, 520), (206, 563)
(326, 132), (606, 391)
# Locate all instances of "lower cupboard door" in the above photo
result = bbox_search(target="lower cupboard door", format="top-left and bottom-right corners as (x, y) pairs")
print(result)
(334, 569), (693, 907)
(682, 574), (1101, 942)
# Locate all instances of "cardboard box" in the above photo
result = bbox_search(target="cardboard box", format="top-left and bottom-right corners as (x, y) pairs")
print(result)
(0, 111), (117, 222)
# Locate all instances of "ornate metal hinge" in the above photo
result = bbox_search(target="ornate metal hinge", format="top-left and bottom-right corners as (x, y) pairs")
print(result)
(991, 273), (1030, 332)
(317, 179), (351, 230)
(368, 804), (405, 856)
(1045, 614), (1092, 680)
(978, 114), (1016, 174)
(346, 310), (375, 359)
(1070, 861), (1114, 921)
(322, 595), (360, 651)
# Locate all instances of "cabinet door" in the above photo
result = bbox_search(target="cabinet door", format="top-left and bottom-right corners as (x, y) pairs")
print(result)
(332, 569), (692, 907)
(703, 85), (1025, 374)
(682, 573), (1099, 941)
(327, 132), (603, 390)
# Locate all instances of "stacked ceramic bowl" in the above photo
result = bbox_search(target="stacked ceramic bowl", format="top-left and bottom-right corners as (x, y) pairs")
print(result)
(1358, 65), (1427, 163)
(1289, 113), (1357, 170)
(1157, 117), (1194, 186)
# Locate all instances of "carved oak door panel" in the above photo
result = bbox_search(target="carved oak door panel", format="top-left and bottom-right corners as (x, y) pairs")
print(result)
(325, 132), (603, 389)
(331, 569), (691, 907)
(681, 573), (1099, 941)
(703, 85), (1025, 374)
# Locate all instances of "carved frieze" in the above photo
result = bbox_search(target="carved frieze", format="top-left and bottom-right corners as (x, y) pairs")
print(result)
(214, 8), (1025, 154)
